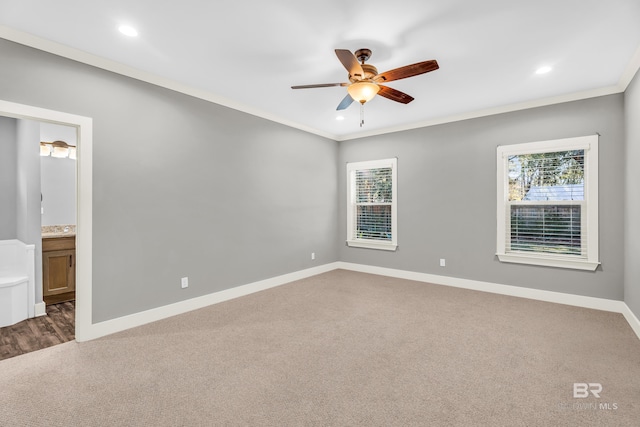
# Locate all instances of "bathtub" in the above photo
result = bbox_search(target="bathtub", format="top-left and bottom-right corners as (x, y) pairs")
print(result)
(0, 239), (35, 328)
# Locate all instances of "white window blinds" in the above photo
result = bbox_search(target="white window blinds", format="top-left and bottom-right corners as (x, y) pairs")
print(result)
(354, 167), (393, 241)
(507, 150), (585, 257)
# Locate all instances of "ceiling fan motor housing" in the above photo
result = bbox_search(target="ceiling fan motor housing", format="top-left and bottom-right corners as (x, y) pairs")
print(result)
(349, 64), (378, 83)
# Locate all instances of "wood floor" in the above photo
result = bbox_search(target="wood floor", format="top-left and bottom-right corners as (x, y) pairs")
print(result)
(0, 301), (75, 361)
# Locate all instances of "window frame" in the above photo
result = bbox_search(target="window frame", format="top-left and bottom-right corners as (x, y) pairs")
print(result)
(346, 158), (398, 251)
(496, 135), (599, 271)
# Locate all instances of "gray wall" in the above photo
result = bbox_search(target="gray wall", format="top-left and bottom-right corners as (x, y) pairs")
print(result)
(15, 119), (43, 302)
(625, 69), (640, 318)
(0, 116), (17, 239)
(339, 95), (625, 301)
(0, 39), (338, 323)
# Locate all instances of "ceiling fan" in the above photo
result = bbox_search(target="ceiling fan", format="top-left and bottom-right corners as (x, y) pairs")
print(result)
(291, 48), (439, 112)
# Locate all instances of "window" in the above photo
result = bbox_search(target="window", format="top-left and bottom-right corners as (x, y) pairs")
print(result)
(496, 135), (599, 270)
(347, 158), (397, 251)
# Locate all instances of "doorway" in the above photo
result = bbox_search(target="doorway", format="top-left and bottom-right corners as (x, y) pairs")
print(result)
(0, 99), (93, 344)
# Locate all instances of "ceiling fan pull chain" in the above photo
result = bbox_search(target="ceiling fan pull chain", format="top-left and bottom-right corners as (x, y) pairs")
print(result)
(360, 103), (364, 127)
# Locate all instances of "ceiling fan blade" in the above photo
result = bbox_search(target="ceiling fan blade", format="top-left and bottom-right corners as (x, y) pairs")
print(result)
(377, 85), (415, 104)
(336, 94), (354, 110)
(291, 83), (348, 89)
(335, 49), (365, 79)
(374, 60), (439, 83)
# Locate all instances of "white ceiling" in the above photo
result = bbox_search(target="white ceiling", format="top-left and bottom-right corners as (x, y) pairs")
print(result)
(1, 0), (640, 140)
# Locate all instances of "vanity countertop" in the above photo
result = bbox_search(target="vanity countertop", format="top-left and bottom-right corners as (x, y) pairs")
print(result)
(42, 232), (76, 239)
(42, 225), (76, 239)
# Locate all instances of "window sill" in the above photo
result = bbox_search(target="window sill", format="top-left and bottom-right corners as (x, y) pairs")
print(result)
(347, 240), (397, 251)
(497, 253), (600, 271)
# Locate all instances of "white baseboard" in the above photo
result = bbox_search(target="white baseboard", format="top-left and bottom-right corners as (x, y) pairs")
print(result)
(80, 262), (341, 342)
(34, 302), (46, 317)
(620, 304), (640, 339)
(336, 262), (640, 340)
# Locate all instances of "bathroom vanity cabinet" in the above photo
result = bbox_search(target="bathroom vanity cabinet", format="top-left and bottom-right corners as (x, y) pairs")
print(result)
(42, 235), (75, 303)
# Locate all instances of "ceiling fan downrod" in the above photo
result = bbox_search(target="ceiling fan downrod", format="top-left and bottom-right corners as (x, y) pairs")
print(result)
(355, 48), (372, 65)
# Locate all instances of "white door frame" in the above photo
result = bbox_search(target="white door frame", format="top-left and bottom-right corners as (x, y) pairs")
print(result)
(0, 99), (93, 342)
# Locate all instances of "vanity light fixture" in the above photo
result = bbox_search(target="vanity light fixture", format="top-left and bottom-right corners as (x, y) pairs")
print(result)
(40, 140), (76, 159)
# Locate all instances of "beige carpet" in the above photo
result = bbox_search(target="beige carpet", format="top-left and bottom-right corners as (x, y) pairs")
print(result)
(1, 269), (639, 426)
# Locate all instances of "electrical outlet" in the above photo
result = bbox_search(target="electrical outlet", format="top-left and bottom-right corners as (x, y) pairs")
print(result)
(181, 277), (189, 289)
(311, 252), (316, 260)
(439, 259), (446, 267)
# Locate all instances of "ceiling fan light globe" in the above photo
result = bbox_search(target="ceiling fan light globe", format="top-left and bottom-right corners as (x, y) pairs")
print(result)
(347, 81), (380, 104)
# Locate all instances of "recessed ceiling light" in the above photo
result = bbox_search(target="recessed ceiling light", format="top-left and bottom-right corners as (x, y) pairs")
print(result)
(536, 66), (552, 75)
(336, 116), (345, 121)
(118, 25), (138, 37)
